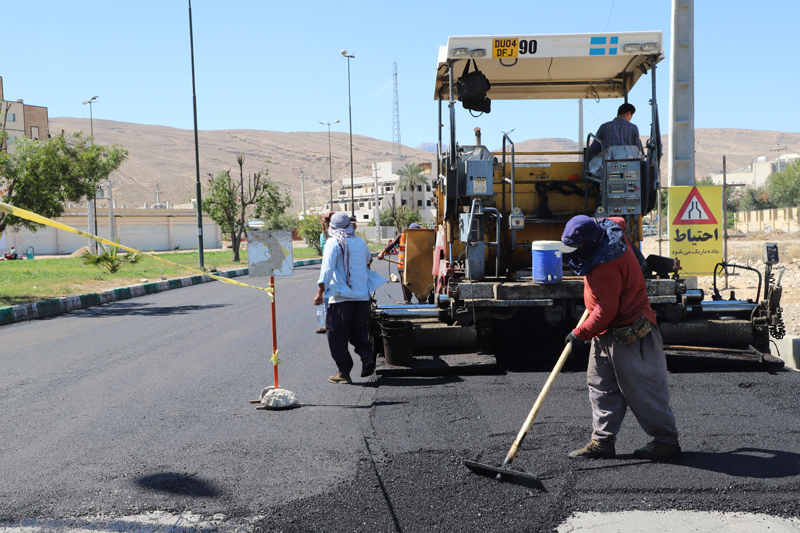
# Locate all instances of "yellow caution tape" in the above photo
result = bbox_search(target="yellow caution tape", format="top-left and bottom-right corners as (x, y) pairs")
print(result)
(270, 349), (281, 366)
(0, 201), (273, 298)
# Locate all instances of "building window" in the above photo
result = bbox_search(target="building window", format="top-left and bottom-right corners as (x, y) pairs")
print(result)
(359, 202), (365, 207)
(30, 126), (39, 140)
(339, 191), (346, 196)
(401, 199), (407, 206)
(417, 185), (422, 192)
(417, 200), (422, 207)
(363, 214), (369, 220)
(6, 113), (16, 122)
(427, 200), (432, 206)
(426, 185), (431, 192)
(385, 186), (393, 192)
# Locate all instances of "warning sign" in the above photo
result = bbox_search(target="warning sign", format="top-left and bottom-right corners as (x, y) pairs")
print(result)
(672, 187), (719, 225)
(668, 186), (723, 276)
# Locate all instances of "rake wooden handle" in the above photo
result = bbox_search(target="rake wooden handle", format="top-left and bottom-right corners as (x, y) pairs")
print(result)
(502, 307), (591, 466)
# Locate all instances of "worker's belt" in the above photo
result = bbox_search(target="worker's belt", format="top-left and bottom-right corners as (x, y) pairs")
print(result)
(612, 317), (652, 346)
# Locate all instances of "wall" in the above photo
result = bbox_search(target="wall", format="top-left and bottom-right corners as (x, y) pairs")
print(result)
(3, 208), (222, 255)
(733, 207), (800, 233)
(23, 104), (48, 140)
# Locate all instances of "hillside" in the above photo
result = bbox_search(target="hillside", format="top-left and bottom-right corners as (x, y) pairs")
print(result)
(49, 118), (799, 209)
(50, 118), (435, 211)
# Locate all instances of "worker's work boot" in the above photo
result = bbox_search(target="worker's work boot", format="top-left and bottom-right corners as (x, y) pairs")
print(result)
(634, 440), (681, 460)
(568, 440), (616, 459)
(360, 357), (376, 377)
(328, 372), (352, 384)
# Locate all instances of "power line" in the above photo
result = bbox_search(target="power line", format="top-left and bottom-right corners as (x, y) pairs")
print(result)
(604, 0), (616, 32)
(392, 61), (402, 161)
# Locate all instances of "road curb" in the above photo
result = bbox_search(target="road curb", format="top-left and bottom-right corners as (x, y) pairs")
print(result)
(0, 258), (328, 327)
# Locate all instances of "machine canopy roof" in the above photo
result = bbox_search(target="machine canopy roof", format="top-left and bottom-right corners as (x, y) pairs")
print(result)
(434, 31), (663, 101)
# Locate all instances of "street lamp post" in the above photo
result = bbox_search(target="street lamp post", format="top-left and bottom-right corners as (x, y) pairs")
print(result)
(188, 0), (205, 269)
(82, 96), (99, 252)
(319, 119), (340, 209)
(341, 50), (355, 217)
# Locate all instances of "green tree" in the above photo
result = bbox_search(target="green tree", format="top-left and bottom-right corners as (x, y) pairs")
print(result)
(396, 162), (429, 212)
(0, 131), (127, 234)
(297, 214), (323, 254)
(202, 153), (292, 262)
(378, 207), (395, 228)
(394, 205), (423, 229)
(767, 160), (800, 208)
(82, 240), (143, 273)
(739, 185), (774, 212)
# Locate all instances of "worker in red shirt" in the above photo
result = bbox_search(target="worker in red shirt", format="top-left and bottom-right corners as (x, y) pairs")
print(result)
(560, 215), (680, 460)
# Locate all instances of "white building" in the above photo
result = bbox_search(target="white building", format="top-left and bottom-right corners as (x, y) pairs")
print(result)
(328, 161), (436, 224)
(709, 154), (799, 187)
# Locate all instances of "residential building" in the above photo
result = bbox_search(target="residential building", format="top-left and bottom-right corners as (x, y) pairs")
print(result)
(328, 161), (436, 224)
(708, 153), (799, 187)
(0, 76), (49, 151)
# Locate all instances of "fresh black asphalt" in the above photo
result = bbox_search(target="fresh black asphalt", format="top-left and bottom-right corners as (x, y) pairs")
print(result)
(1, 261), (798, 532)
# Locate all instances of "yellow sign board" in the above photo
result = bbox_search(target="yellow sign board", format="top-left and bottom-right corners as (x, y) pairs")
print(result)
(668, 186), (723, 276)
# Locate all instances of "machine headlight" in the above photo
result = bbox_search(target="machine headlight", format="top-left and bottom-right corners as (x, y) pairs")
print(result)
(469, 48), (487, 58)
(640, 42), (659, 53)
(452, 47), (470, 57)
(622, 43), (640, 53)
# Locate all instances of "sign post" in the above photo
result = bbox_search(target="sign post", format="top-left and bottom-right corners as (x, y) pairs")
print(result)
(248, 229), (298, 409)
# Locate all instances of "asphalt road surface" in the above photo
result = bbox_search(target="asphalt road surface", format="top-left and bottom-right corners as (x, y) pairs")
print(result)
(1, 261), (799, 533)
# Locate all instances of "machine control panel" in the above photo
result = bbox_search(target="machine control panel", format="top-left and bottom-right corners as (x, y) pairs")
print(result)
(457, 160), (494, 198)
(595, 159), (642, 216)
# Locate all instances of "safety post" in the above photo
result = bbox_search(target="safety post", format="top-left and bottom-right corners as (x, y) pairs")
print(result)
(270, 276), (279, 389)
(246, 229), (299, 410)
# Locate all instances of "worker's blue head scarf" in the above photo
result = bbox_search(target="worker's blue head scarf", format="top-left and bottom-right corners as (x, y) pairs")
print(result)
(564, 218), (626, 276)
(329, 212), (355, 287)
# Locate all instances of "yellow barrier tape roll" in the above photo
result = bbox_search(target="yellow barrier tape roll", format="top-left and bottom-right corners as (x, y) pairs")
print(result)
(0, 201), (273, 298)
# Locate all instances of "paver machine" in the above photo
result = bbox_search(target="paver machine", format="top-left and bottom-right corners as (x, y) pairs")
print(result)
(371, 32), (784, 369)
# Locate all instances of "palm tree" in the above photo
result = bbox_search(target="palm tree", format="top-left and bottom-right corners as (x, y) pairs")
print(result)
(396, 162), (429, 212)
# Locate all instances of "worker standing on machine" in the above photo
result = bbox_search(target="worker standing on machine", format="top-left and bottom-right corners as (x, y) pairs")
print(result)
(377, 222), (421, 304)
(560, 215), (680, 460)
(588, 102), (643, 158)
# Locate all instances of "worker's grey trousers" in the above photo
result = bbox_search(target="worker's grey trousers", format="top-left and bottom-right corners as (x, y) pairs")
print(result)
(587, 324), (679, 445)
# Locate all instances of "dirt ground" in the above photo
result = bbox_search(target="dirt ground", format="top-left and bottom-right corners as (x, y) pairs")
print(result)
(641, 229), (800, 337)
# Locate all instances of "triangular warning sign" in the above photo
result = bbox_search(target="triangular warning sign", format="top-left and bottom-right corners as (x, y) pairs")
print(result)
(672, 186), (719, 225)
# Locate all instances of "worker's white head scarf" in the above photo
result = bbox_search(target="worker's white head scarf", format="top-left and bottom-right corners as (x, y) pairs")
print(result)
(329, 212), (355, 287)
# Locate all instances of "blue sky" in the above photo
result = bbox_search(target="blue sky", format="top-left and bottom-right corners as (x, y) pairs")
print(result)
(2, 1), (798, 150)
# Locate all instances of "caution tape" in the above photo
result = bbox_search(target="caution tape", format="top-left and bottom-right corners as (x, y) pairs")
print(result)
(0, 201), (274, 298)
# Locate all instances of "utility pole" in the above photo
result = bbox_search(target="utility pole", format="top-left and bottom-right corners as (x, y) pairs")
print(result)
(300, 171), (307, 215)
(107, 180), (115, 242)
(373, 163), (381, 244)
(771, 144), (787, 175)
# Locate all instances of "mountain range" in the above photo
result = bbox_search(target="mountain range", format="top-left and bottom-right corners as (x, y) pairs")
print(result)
(49, 118), (799, 211)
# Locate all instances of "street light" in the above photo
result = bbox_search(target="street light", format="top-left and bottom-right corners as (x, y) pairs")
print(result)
(188, 0), (204, 269)
(341, 50), (355, 217)
(81, 96), (99, 141)
(82, 95), (99, 252)
(319, 119), (340, 208)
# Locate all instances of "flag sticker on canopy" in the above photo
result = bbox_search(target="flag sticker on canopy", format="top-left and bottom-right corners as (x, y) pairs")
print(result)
(672, 186), (719, 225)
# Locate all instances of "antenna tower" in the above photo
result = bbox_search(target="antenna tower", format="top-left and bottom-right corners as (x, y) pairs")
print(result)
(392, 62), (402, 161)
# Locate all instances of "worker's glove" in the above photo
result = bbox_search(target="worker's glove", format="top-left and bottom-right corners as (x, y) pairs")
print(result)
(565, 331), (584, 356)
